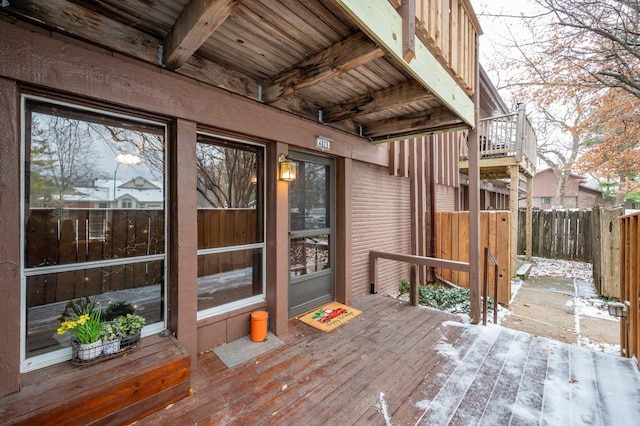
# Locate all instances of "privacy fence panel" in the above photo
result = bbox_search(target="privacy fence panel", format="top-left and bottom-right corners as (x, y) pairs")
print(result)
(436, 211), (511, 305)
(518, 206), (623, 298)
(620, 212), (640, 366)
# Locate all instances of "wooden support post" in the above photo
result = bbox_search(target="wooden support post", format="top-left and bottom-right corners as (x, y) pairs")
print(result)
(509, 165), (519, 275)
(410, 264), (418, 306)
(369, 253), (379, 294)
(526, 175), (533, 260)
(468, 34), (481, 324)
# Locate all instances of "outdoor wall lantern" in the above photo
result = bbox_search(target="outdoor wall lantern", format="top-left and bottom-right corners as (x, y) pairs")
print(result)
(279, 154), (297, 182)
(607, 301), (627, 318)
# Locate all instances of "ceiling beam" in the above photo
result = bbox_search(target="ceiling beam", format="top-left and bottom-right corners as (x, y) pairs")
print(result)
(163, 0), (239, 70)
(364, 108), (463, 140)
(322, 81), (433, 123)
(262, 32), (385, 104)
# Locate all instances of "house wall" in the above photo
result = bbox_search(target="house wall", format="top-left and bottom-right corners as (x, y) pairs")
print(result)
(351, 161), (412, 297)
(0, 21), (401, 396)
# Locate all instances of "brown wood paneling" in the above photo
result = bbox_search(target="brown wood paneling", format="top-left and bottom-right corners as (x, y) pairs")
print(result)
(0, 77), (21, 397)
(436, 211), (511, 305)
(351, 161), (412, 297)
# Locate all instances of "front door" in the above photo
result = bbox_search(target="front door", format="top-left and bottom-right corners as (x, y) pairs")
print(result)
(288, 152), (334, 317)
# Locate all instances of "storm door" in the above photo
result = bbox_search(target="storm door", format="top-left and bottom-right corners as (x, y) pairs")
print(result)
(288, 153), (334, 317)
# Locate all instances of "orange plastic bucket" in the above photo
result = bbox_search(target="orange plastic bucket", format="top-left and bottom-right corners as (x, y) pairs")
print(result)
(250, 310), (268, 342)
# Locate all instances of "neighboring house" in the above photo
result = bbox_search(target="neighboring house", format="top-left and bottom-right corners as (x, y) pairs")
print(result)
(528, 168), (604, 209)
(0, 0), (486, 418)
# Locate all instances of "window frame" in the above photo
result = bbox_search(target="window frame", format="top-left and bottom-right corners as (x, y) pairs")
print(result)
(20, 94), (169, 372)
(195, 131), (267, 320)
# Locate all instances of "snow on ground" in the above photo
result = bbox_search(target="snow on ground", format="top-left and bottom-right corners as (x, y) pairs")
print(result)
(528, 256), (593, 281)
(528, 257), (620, 355)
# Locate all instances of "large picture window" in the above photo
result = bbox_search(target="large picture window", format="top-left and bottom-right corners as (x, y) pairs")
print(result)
(22, 97), (167, 370)
(196, 134), (265, 317)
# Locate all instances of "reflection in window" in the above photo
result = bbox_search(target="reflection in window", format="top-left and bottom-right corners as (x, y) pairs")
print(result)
(23, 98), (166, 364)
(196, 135), (265, 315)
(290, 161), (329, 231)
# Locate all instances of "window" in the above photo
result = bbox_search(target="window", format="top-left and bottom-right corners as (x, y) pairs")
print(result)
(542, 197), (551, 205)
(22, 96), (167, 371)
(196, 134), (265, 317)
(122, 197), (133, 208)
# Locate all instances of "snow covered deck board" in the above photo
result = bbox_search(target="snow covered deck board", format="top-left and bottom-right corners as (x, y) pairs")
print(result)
(136, 294), (640, 425)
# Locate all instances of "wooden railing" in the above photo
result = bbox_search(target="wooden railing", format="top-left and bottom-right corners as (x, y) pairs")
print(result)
(413, 0), (480, 94)
(620, 212), (640, 366)
(459, 107), (537, 171)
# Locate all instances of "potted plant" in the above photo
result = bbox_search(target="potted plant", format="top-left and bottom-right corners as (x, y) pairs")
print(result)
(119, 313), (146, 348)
(100, 319), (125, 355)
(57, 297), (104, 361)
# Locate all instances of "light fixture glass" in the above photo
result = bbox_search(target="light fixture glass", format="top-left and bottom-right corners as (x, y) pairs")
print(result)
(279, 154), (297, 182)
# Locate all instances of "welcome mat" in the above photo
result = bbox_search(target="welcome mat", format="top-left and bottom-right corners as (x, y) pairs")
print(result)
(213, 332), (284, 369)
(298, 301), (362, 332)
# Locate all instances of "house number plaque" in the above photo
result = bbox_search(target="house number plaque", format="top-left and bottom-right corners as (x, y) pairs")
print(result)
(315, 136), (332, 151)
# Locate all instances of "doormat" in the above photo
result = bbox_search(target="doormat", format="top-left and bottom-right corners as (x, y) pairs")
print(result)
(298, 302), (362, 332)
(213, 332), (284, 369)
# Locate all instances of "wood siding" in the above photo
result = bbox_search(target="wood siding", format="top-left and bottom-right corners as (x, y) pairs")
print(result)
(352, 161), (412, 297)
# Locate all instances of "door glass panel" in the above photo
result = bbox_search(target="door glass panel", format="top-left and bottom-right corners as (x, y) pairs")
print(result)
(289, 235), (330, 276)
(290, 161), (329, 231)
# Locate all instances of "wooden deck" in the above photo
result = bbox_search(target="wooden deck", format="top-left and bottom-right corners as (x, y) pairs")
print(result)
(137, 295), (640, 425)
(0, 335), (191, 425)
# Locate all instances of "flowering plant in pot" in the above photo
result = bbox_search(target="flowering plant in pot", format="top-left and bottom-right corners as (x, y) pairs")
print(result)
(57, 297), (104, 361)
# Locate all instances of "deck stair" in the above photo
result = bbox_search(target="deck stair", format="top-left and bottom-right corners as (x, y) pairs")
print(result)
(0, 334), (191, 425)
(516, 262), (533, 280)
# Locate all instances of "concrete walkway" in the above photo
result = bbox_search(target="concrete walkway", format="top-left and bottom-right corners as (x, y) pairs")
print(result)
(501, 275), (620, 353)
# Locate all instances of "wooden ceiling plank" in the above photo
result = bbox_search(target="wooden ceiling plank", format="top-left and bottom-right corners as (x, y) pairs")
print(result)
(262, 31), (385, 103)
(163, 0), (240, 70)
(3, 0), (257, 99)
(323, 81), (433, 122)
(3, 0), (159, 64)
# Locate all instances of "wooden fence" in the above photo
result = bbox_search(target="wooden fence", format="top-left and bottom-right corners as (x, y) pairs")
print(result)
(436, 211), (511, 305)
(517, 207), (623, 298)
(620, 211), (640, 367)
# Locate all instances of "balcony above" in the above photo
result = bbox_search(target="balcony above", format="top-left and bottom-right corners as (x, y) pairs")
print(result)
(1, 0), (481, 142)
(459, 108), (538, 179)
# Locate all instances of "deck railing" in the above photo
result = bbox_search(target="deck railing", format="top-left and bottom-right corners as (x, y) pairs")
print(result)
(620, 212), (640, 367)
(410, 0), (480, 94)
(458, 107), (537, 170)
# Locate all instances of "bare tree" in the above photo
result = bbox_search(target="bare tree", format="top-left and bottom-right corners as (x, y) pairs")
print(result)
(30, 114), (102, 205)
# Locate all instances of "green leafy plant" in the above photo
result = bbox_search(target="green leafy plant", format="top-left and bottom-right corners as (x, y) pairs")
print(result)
(398, 282), (495, 314)
(398, 279), (410, 295)
(100, 319), (125, 341)
(120, 313), (146, 336)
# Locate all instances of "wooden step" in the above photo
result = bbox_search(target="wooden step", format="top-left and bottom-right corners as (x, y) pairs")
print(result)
(516, 263), (533, 280)
(0, 334), (191, 425)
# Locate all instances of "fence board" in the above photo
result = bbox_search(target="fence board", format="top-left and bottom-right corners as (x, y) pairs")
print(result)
(436, 211), (511, 305)
(620, 212), (640, 366)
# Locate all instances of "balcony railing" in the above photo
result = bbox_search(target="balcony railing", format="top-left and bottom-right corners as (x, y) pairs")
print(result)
(413, 0), (480, 94)
(459, 107), (537, 176)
